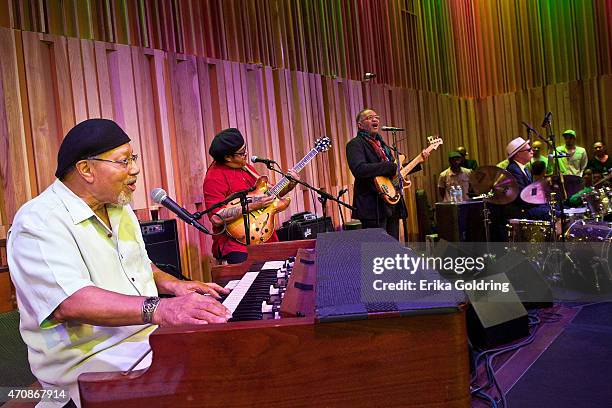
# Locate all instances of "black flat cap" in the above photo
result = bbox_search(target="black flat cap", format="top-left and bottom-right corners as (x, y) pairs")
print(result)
(209, 128), (245, 162)
(55, 119), (131, 178)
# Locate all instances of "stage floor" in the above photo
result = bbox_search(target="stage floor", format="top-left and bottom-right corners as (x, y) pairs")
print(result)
(472, 302), (612, 407)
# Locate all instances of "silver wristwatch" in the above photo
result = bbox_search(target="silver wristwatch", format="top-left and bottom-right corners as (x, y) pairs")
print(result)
(142, 296), (161, 324)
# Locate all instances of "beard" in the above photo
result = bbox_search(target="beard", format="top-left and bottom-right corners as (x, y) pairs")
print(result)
(116, 190), (133, 206)
(115, 177), (137, 205)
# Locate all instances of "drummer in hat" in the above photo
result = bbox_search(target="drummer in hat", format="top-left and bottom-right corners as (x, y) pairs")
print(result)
(505, 137), (551, 221)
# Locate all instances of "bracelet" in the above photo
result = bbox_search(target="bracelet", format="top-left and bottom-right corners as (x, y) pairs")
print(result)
(142, 296), (161, 324)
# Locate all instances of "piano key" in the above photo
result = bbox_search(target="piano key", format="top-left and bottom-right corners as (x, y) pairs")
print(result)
(222, 272), (259, 314)
(224, 280), (241, 290)
(261, 260), (285, 270)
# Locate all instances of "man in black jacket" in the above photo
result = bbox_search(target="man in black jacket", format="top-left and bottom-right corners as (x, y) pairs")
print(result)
(505, 137), (550, 220)
(346, 108), (428, 239)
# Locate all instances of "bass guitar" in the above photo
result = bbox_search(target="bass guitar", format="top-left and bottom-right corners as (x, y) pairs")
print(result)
(374, 135), (443, 205)
(226, 136), (331, 245)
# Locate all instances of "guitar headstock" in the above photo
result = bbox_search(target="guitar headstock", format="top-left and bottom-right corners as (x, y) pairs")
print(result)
(426, 135), (443, 150)
(315, 136), (332, 152)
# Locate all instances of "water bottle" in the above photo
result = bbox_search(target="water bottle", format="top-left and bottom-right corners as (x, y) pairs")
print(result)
(449, 185), (457, 203)
(456, 185), (464, 203)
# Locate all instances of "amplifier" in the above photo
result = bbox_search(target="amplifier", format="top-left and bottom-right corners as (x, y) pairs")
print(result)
(435, 201), (485, 242)
(277, 216), (333, 241)
(140, 219), (183, 279)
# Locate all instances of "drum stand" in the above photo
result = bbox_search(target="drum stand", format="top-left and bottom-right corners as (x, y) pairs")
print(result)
(542, 192), (592, 292)
(473, 191), (494, 253)
(541, 192), (564, 284)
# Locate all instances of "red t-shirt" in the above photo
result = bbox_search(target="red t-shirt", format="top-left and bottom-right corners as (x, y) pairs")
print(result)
(203, 162), (278, 258)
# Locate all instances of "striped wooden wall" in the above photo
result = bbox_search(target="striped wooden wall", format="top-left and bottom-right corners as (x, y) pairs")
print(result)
(1, 1), (611, 281)
(1, 25), (611, 280)
(1, 0), (611, 97)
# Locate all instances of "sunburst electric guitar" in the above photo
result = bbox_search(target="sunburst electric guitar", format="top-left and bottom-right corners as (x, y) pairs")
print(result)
(225, 136), (331, 245)
(374, 135), (443, 205)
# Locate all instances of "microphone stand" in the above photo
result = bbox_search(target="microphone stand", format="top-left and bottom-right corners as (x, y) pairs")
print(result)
(542, 113), (567, 243)
(264, 164), (355, 233)
(337, 190), (348, 230)
(390, 130), (410, 243)
(522, 121), (552, 149)
(194, 185), (257, 246)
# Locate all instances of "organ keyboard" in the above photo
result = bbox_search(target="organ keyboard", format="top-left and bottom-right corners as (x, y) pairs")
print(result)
(78, 235), (470, 407)
(222, 271), (260, 316)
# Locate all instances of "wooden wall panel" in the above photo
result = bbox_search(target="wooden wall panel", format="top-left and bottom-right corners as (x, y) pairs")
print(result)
(601, 75), (612, 140)
(108, 44), (148, 209)
(66, 37), (88, 124)
(131, 48), (164, 208)
(1, 26), (611, 278)
(80, 39), (101, 117)
(2, 1), (611, 98)
(22, 32), (73, 192)
(0, 28), (30, 225)
(168, 54), (207, 205)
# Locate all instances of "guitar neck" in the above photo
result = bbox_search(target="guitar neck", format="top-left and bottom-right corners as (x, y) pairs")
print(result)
(268, 147), (320, 196)
(399, 154), (424, 179)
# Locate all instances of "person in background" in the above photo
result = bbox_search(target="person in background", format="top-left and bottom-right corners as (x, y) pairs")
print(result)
(546, 129), (588, 176)
(456, 146), (478, 170)
(496, 158), (509, 169)
(438, 151), (472, 202)
(8, 119), (231, 408)
(530, 160), (547, 182)
(587, 141), (612, 175)
(567, 168), (598, 207)
(529, 140), (548, 170)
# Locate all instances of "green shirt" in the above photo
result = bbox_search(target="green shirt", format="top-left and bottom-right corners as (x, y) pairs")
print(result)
(546, 145), (588, 176)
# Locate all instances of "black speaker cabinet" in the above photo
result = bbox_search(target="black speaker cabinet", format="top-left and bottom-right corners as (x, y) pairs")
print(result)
(277, 217), (333, 241)
(465, 272), (530, 350)
(435, 201), (485, 242)
(140, 219), (183, 279)
(488, 251), (553, 309)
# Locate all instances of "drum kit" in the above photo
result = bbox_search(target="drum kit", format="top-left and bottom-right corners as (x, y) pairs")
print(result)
(468, 166), (612, 292)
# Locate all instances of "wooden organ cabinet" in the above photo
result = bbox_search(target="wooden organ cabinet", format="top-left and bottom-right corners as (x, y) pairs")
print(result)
(78, 230), (470, 407)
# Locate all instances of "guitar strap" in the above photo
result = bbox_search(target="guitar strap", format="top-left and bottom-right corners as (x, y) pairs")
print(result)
(242, 163), (260, 179)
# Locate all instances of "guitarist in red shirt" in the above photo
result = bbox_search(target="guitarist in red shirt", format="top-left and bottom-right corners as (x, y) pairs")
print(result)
(346, 109), (431, 240)
(203, 128), (298, 264)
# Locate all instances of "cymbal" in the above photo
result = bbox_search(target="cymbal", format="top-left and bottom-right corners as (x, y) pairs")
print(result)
(520, 175), (585, 204)
(469, 165), (520, 205)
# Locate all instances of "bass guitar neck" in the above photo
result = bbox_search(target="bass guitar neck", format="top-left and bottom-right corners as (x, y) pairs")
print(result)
(373, 136), (443, 205)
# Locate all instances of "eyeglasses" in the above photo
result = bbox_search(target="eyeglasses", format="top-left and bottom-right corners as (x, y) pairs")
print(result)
(361, 115), (380, 122)
(233, 150), (248, 157)
(519, 147), (533, 153)
(87, 154), (139, 167)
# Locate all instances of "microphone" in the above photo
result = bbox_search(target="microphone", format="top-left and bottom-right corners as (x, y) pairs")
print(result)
(380, 126), (405, 132)
(541, 111), (552, 127)
(549, 153), (570, 159)
(250, 156), (276, 165)
(151, 188), (210, 234)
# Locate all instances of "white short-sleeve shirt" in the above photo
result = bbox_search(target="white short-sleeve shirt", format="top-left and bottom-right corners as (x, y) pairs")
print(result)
(8, 180), (159, 407)
(438, 167), (472, 202)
